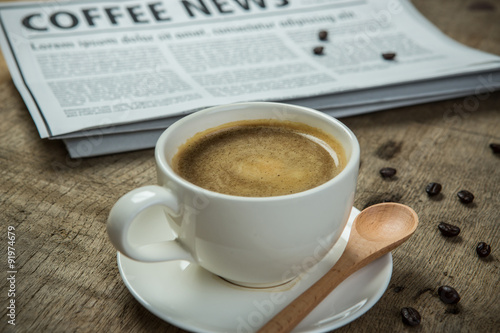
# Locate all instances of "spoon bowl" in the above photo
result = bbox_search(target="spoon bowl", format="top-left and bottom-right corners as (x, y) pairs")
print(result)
(355, 203), (418, 242)
(258, 202), (418, 333)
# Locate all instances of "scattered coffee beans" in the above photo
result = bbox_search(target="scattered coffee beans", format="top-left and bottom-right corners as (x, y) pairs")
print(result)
(318, 30), (328, 41)
(438, 222), (460, 237)
(490, 143), (500, 154)
(382, 52), (396, 60)
(401, 307), (421, 327)
(438, 286), (461, 304)
(313, 46), (324, 55)
(426, 182), (442, 196)
(457, 190), (474, 204)
(380, 167), (397, 178)
(476, 242), (491, 257)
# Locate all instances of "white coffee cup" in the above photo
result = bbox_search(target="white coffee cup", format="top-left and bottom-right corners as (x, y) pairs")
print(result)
(107, 102), (360, 288)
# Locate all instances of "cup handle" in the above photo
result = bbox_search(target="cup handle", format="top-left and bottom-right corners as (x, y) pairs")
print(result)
(107, 185), (194, 262)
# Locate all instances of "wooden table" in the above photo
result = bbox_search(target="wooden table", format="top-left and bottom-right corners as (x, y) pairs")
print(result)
(1, 1), (499, 332)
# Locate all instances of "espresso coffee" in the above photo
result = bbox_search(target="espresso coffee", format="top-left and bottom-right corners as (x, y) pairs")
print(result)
(172, 119), (346, 197)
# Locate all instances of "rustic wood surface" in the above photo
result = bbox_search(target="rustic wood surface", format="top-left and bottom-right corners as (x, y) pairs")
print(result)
(1, 0), (499, 332)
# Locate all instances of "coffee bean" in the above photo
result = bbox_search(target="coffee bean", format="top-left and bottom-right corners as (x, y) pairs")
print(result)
(401, 307), (421, 327)
(379, 167), (397, 178)
(318, 30), (328, 41)
(393, 286), (404, 293)
(490, 143), (500, 154)
(476, 242), (491, 257)
(457, 190), (474, 204)
(426, 182), (442, 196)
(468, 2), (496, 11)
(438, 285), (461, 304)
(382, 52), (396, 60)
(438, 222), (460, 237)
(313, 46), (324, 55)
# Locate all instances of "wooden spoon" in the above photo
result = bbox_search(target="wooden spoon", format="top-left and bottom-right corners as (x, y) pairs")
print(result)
(258, 202), (418, 333)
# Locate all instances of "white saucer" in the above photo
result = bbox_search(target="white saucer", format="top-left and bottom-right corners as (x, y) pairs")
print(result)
(117, 207), (392, 333)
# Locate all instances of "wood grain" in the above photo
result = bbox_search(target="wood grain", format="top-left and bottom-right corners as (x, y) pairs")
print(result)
(1, 0), (499, 332)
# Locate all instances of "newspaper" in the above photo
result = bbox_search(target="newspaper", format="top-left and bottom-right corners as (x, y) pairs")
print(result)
(1, 0), (500, 157)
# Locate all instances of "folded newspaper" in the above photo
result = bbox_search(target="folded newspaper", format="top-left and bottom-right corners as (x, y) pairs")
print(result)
(1, 0), (499, 157)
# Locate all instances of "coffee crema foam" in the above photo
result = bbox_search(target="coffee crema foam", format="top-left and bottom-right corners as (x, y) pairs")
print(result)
(172, 119), (346, 197)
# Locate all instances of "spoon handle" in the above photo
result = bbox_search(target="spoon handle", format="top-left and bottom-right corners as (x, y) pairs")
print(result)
(257, 246), (375, 333)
